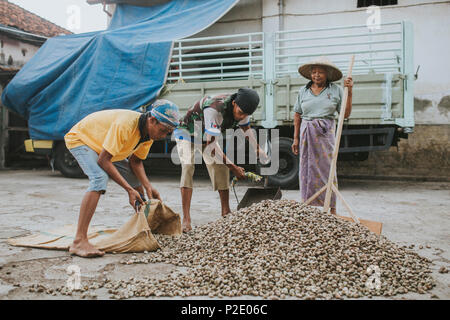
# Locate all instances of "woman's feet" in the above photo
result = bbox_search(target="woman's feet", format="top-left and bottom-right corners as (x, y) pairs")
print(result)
(221, 209), (231, 218)
(182, 219), (192, 233)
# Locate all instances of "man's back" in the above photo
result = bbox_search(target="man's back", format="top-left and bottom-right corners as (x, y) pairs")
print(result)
(65, 109), (152, 162)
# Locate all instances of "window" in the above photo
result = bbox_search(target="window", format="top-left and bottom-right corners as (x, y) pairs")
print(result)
(357, 0), (398, 7)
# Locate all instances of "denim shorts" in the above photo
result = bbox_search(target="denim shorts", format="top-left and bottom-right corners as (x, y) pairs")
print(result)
(69, 145), (141, 193)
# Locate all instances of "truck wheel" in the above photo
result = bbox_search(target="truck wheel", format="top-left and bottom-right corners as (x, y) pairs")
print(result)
(266, 137), (299, 189)
(352, 151), (369, 161)
(54, 142), (85, 178)
(337, 151), (369, 161)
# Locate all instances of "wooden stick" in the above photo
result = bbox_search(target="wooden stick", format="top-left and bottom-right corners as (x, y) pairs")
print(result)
(323, 55), (355, 213)
(301, 184), (327, 207)
(332, 184), (360, 224)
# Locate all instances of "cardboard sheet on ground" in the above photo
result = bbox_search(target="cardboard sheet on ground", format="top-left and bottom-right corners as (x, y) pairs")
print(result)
(8, 200), (181, 253)
(337, 215), (383, 235)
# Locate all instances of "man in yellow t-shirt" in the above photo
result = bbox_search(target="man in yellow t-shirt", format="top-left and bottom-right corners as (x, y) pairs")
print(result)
(64, 100), (180, 258)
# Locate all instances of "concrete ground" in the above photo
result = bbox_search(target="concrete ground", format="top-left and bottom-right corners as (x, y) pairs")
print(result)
(0, 169), (448, 300)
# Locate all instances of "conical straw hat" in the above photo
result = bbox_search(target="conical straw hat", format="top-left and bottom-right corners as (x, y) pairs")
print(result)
(298, 56), (343, 82)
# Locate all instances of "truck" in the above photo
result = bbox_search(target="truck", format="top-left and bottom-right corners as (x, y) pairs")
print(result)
(22, 20), (415, 189)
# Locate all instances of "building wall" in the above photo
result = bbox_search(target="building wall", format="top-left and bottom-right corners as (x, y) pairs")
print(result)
(192, 0), (263, 38)
(281, 0), (450, 125)
(338, 124), (450, 180)
(0, 36), (42, 169)
(0, 35), (40, 68)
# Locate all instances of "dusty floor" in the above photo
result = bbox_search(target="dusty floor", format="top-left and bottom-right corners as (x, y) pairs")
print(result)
(0, 169), (449, 300)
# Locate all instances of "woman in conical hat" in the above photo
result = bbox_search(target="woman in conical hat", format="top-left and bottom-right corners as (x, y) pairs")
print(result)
(291, 56), (353, 214)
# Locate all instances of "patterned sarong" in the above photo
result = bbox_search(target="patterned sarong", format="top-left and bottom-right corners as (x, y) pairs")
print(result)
(299, 118), (337, 208)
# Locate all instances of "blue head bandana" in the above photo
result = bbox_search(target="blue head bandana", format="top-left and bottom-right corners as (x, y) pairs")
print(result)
(149, 99), (180, 128)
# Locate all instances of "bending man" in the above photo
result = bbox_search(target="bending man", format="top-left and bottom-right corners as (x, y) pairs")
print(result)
(175, 88), (267, 233)
(64, 100), (180, 257)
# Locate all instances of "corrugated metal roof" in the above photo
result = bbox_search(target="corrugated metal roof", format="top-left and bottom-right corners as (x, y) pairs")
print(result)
(0, 24), (47, 45)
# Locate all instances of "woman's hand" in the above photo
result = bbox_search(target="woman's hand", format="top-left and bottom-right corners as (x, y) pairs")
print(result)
(292, 138), (299, 155)
(344, 76), (353, 92)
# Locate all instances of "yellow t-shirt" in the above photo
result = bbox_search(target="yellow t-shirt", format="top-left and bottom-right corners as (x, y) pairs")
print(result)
(64, 109), (153, 162)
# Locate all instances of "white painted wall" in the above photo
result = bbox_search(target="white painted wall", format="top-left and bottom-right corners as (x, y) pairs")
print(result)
(0, 36), (40, 69)
(181, 0), (263, 38)
(281, 0), (450, 97)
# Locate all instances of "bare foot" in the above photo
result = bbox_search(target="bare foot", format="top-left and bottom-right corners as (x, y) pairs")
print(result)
(182, 220), (192, 233)
(69, 239), (105, 258)
(330, 208), (337, 215)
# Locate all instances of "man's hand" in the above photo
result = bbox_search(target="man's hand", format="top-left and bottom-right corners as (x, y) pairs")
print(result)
(292, 138), (299, 155)
(231, 165), (246, 180)
(145, 185), (162, 201)
(128, 189), (144, 213)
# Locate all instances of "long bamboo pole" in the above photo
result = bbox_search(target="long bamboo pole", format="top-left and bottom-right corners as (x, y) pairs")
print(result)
(323, 55), (355, 213)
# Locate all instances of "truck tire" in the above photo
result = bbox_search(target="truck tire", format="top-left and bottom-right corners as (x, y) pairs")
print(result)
(337, 151), (369, 161)
(266, 137), (299, 189)
(54, 142), (85, 178)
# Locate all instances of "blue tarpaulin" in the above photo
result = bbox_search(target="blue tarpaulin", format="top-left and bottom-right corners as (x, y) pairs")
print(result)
(1, 0), (238, 140)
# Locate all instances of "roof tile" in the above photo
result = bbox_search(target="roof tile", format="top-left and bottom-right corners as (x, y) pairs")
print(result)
(0, 0), (72, 37)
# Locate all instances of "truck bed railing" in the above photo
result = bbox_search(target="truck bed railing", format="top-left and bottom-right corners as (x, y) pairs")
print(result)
(274, 22), (404, 77)
(168, 22), (406, 82)
(163, 21), (414, 130)
(168, 32), (264, 82)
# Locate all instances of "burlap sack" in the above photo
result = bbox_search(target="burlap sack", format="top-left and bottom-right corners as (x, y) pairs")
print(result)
(8, 199), (181, 253)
